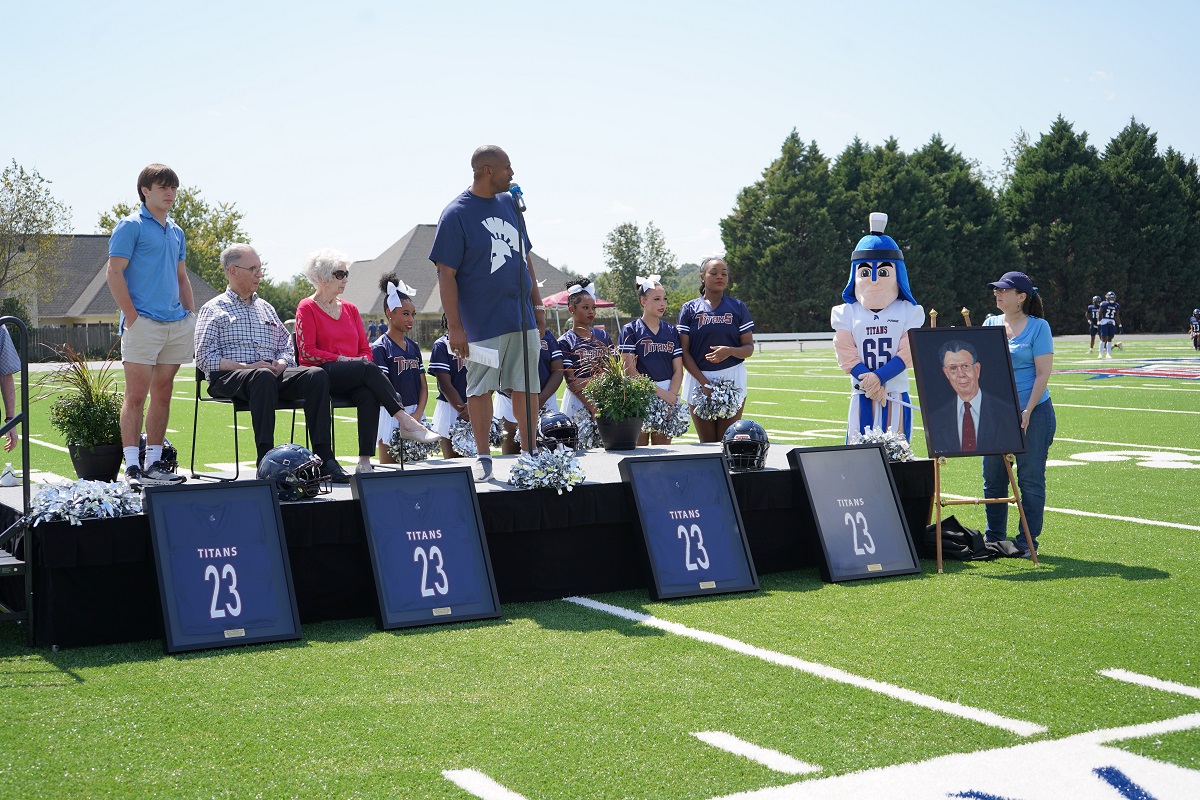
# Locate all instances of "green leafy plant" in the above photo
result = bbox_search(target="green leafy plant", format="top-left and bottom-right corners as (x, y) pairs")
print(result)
(40, 343), (123, 447)
(582, 347), (656, 421)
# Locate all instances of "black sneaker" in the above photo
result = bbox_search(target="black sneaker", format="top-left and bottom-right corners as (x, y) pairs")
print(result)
(142, 460), (187, 486)
(320, 458), (351, 484)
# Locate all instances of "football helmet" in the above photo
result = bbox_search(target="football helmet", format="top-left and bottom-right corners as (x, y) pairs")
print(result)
(722, 419), (769, 472)
(1091, 296), (1102, 305)
(1193, 309), (1199, 317)
(256, 444), (330, 501)
(538, 410), (579, 451)
(1105, 291), (1117, 302)
(138, 433), (178, 473)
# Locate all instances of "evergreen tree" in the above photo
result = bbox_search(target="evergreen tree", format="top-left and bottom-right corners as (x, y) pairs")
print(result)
(1000, 116), (1114, 333)
(1101, 119), (1200, 331)
(720, 131), (842, 332)
(596, 221), (677, 317)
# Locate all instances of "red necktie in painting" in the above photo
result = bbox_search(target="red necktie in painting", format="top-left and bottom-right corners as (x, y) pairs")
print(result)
(962, 401), (976, 451)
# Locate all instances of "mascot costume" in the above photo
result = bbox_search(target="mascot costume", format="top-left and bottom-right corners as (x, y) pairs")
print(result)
(831, 212), (925, 441)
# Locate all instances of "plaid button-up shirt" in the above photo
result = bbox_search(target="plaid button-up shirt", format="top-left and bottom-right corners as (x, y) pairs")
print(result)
(194, 288), (295, 375)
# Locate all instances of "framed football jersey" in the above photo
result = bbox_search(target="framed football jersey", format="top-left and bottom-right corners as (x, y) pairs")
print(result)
(352, 467), (501, 629)
(144, 481), (302, 654)
(619, 452), (759, 600)
(787, 445), (922, 582)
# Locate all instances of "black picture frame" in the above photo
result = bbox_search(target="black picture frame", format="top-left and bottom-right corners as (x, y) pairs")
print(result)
(144, 481), (302, 654)
(352, 467), (501, 630)
(787, 444), (922, 583)
(619, 452), (759, 601)
(908, 326), (1026, 458)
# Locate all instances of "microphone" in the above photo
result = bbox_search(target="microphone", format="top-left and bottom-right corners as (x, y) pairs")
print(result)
(508, 183), (526, 212)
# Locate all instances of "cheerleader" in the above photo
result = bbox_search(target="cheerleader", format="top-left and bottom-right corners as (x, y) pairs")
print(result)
(557, 278), (613, 421)
(372, 275), (429, 464)
(619, 275), (683, 445)
(679, 257), (754, 442)
(428, 316), (470, 459)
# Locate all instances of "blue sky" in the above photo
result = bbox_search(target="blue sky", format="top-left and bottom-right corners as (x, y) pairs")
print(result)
(4, 1), (1196, 284)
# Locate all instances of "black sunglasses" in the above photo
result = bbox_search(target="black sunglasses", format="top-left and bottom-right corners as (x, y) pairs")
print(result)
(331, 270), (350, 280)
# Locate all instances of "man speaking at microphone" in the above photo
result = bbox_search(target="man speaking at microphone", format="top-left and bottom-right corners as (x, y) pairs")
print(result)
(431, 145), (546, 481)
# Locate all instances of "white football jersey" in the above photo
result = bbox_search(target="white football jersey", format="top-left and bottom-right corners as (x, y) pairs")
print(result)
(830, 299), (925, 393)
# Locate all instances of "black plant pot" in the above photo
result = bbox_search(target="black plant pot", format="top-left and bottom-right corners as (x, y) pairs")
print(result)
(597, 416), (642, 451)
(68, 443), (124, 482)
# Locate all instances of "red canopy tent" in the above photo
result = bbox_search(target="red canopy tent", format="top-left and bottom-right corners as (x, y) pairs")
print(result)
(540, 288), (615, 307)
(540, 289), (621, 336)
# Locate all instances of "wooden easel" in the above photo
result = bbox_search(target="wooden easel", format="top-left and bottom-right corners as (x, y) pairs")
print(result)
(932, 455), (1038, 572)
(926, 307), (1038, 572)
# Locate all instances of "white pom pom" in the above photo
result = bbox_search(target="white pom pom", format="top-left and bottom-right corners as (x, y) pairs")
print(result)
(869, 212), (888, 233)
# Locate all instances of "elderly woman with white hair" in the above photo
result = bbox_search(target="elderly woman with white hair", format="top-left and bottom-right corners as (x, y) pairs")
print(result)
(295, 248), (440, 478)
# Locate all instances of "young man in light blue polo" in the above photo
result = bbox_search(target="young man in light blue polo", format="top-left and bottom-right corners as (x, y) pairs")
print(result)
(106, 164), (195, 486)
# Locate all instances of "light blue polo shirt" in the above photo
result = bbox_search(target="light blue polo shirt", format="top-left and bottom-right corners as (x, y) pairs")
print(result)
(108, 205), (188, 328)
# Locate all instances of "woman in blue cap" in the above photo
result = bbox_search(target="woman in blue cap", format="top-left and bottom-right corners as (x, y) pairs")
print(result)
(982, 271), (1055, 557)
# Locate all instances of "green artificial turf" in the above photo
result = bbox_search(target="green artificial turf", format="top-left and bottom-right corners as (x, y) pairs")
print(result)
(2, 337), (1197, 798)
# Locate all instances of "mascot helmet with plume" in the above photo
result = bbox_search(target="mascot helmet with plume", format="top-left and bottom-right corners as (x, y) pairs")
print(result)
(841, 212), (917, 307)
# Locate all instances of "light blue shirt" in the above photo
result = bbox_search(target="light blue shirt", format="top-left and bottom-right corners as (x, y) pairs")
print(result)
(108, 205), (188, 328)
(984, 314), (1052, 408)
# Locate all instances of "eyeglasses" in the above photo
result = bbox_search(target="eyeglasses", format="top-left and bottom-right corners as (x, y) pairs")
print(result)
(232, 264), (265, 276)
(332, 270), (350, 280)
(943, 364), (976, 375)
(993, 287), (1013, 294)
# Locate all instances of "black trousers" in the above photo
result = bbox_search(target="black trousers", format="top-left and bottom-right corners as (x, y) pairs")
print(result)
(207, 366), (333, 463)
(320, 360), (403, 456)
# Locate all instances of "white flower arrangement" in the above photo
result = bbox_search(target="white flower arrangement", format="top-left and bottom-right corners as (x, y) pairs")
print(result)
(506, 444), (586, 494)
(448, 417), (506, 457)
(28, 479), (143, 527)
(571, 409), (602, 450)
(386, 417), (440, 463)
(643, 396), (690, 438)
(849, 427), (916, 462)
(688, 376), (745, 420)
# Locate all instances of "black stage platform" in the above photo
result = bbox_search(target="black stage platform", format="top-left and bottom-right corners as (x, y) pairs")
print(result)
(1, 444), (933, 649)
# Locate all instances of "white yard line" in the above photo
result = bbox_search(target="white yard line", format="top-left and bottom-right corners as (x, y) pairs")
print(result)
(565, 596), (1045, 737)
(1052, 402), (1200, 415)
(442, 769), (530, 800)
(1054, 436), (1200, 453)
(1101, 669), (1200, 701)
(939, 494), (1200, 532)
(692, 731), (821, 775)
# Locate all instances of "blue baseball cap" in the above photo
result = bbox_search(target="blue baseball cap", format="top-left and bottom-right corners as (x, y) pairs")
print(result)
(988, 271), (1035, 296)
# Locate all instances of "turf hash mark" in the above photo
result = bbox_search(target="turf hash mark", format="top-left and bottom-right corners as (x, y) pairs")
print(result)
(565, 596), (1046, 737)
(692, 731), (821, 775)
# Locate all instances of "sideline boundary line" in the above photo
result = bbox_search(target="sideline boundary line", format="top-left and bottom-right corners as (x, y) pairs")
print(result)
(939, 495), (1200, 532)
(565, 596), (1045, 737)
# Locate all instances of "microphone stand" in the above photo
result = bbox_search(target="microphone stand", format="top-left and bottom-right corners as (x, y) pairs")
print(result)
(512, 189), (537, 455)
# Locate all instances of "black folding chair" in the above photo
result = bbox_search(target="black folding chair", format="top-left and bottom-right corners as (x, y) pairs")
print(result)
(189, 369), (306, 481)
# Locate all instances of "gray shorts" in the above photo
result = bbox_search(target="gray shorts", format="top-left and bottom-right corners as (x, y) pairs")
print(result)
(465, 329), (542, 397)
(121, 313), (196, 365)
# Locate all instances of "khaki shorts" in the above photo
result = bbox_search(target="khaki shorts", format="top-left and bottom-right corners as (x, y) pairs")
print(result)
(465, 329), (542, 396)
(121, 313), (196, 365)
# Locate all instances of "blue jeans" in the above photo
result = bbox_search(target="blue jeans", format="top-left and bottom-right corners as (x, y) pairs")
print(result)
(982, 399), (1056, 553)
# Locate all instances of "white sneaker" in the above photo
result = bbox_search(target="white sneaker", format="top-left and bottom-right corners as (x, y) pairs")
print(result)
(472, 457), (493, 482)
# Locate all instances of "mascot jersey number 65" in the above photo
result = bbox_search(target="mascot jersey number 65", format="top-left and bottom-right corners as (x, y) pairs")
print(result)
(830, 212), (925, 441)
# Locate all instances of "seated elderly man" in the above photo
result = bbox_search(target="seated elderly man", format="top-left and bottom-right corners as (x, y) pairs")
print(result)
(194, 243), (349, 482)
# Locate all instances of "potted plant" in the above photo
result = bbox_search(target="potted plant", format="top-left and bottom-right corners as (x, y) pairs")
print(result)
(582, 347), (657, 450)
(41, 344), (124, 481)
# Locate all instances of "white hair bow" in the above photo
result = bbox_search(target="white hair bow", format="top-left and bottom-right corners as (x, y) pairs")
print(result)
(386, 280), (416, 311)
(565, 282), (596, 299)
(636, 274), (661, 292)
